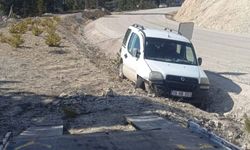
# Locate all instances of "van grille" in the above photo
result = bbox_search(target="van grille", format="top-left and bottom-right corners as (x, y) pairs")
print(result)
(165, 75), (198, 91)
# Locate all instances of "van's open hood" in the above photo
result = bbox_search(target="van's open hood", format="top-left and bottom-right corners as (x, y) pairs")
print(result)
(145, 59), (200, 79)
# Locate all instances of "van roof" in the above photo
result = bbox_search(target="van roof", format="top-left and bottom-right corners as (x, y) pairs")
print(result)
(129, 25), (191, 43)
(143, 28), (190, 43)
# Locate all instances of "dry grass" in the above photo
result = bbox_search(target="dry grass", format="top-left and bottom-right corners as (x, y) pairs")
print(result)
(2, 16), (62, 48)
(245, 117), (250, 133)
(0, 33), (24, 48)
(9, 21), (28, 34)
(45, 30), (61, 47)
(32, 25), (43, 36)
(53, 16), (61, 23)
(7, 34), (25, 48)
(0, 33), (8, 43)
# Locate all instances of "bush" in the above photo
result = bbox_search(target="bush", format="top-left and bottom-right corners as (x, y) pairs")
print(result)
(32, 26), (43, 36)
(7, 34), (25, 48)
(53, 16), (61, 23)
(9, 21), (28, 34)
(32, 18), (42, 26)
(24, 17), (33, 25)
(41, 17), (55, 28)
(0, 33), (8, 43)
(45, 31), (61, 47)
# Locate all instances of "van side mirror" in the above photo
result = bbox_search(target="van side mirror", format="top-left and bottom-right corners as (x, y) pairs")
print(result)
(132, 48), (141, 58)
(198, 57), (202, 66)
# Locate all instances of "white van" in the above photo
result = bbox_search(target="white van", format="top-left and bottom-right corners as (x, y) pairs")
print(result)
(119, 24), (210, 105)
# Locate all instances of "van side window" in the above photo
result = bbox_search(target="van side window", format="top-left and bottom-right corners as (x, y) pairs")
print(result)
(127, 33), (140, 57)
(122, 29), (132, 47)
(186, 47), (195, 62)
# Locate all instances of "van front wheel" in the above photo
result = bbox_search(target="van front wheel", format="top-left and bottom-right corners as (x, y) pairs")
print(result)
(118, 63), (125, 79)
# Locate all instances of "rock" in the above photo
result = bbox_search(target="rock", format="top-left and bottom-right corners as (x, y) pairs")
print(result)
(217, 122), (223, 129)
(59, 92), (68, 98)
(103, 88), (115, 97)
(52, 99), (60, 106)
(227, 131), (234, 138)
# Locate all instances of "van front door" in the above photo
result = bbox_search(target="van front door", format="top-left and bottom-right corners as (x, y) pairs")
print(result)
(123, 32), (141, 82)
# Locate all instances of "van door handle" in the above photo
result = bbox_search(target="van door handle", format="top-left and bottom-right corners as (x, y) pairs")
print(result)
(124, 54), (128, 58)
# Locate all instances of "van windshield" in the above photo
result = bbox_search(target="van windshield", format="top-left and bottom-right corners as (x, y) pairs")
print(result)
(144, 38), (198, 66)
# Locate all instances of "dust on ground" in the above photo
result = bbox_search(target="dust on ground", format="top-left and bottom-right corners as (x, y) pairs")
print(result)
(0, 14), (249, 149)
(175, 0), (250, 34)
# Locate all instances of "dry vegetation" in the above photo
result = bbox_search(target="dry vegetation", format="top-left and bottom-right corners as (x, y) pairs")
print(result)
(32, 25), (43, 36)
(45, 30), (61, 47)
(245, 116), (250, 133)
(0, 17), (62, 48)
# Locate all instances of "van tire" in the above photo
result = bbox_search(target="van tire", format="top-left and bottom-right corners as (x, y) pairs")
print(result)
(144, 82), (154, 95)
(118, 63), (125, 79)
(135, 76), (144, 89)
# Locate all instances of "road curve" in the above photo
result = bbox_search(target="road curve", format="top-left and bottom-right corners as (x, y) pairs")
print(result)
(84, 8), (250, 117)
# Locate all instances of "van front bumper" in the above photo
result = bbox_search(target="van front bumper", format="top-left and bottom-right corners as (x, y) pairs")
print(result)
(149, 81), (209, 103)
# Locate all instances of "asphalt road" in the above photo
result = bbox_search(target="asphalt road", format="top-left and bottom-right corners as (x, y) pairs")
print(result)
(84, 7), (250, 117)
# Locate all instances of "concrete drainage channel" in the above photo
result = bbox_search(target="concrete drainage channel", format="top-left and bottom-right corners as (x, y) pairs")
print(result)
(2, 115), (241, 150)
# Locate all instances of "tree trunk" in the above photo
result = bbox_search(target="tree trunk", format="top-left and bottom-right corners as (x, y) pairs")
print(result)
(8, 4), (13, 18)
(85, 0), (90, 9)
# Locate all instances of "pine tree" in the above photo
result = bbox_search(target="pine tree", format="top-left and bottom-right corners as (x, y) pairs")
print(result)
(37, 0), (44, 16)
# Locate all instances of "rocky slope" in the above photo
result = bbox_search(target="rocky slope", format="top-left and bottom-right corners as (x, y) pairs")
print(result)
(175, 0), (250, 34)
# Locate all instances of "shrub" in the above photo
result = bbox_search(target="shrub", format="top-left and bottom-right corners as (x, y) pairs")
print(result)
(53, 16), (61, 23)
(7, 34), (24, 48)
(45, 31), (61, 47)
(41, 17), (55, 28)
(0, 33), (8, 43)
(32, 25), (43, 36)
(24, 17), (33, 25)
(9, 21), (28, 34)
(32, 18), (42, 26)
(46, 25), (57, 33)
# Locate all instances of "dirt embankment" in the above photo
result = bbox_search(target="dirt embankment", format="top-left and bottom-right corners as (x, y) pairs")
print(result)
(0, 14), (249, 148)
(175, 0), (250, 34)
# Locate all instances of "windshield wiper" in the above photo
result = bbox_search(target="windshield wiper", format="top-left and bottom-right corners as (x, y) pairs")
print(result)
(174, 59), (193, 65)
(148, 57), (173, 63)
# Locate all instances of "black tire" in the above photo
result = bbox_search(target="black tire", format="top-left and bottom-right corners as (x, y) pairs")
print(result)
(135, 76), (144, 89)
(144, 81), (154, 95)
(144, 82), (164, 97)
(193, 96), (210, 110)
(118, 63), (125, 79)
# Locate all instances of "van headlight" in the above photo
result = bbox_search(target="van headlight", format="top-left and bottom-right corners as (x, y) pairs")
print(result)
(200, 77), (210, 90)
(149, 71), (164, 82)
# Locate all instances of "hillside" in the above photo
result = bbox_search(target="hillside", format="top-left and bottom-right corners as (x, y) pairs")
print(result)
(174, 0), (250, 34)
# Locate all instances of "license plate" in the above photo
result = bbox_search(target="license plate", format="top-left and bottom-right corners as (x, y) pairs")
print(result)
(171, 90), (192, 98)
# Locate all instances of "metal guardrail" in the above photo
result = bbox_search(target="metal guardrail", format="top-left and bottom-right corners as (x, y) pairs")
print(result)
(188, 120), (241, 150)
